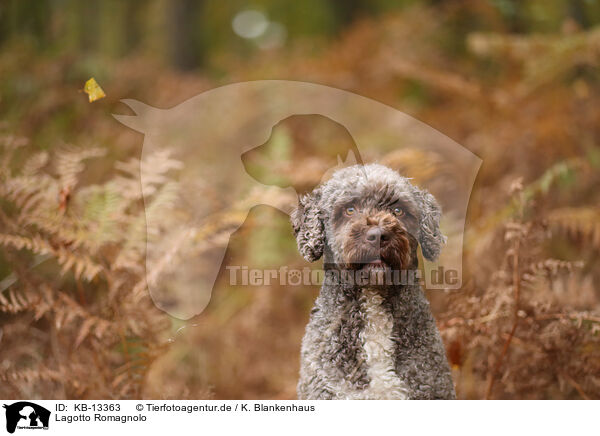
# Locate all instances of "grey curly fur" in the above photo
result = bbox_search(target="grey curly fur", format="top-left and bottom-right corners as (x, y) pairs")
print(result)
(291, 164), (455, 400)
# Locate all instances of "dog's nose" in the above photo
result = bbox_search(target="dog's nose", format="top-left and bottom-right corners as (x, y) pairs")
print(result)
(365, 227), (390, 246)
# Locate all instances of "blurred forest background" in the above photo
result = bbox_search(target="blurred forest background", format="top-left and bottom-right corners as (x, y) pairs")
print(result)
(1, 0), (600, 400)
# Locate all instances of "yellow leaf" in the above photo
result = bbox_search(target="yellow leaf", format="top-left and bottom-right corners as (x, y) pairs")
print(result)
(83, 78), (106, 102)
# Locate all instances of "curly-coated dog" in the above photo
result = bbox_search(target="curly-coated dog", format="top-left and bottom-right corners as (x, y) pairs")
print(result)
(291, 164), (455, 399)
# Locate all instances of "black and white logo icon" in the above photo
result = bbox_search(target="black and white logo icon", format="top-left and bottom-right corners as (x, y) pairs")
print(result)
(2, 402), (50, 434)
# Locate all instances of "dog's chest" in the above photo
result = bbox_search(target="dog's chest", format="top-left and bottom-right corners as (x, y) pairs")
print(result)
(358, 288), (409, 399)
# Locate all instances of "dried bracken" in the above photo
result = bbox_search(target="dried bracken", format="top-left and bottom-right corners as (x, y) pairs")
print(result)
(0, 133), (175, 398)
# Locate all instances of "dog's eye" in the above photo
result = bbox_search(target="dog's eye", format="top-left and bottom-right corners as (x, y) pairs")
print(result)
(393, 207), (405, 217)
(345, 207), (356, 216)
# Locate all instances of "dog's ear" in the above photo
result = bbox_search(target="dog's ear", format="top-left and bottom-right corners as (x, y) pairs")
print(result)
(413, 187), (446, 261)
(290, 187), (324, 262)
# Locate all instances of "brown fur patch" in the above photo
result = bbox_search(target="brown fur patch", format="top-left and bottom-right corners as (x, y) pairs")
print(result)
(338, 209), (417, 271)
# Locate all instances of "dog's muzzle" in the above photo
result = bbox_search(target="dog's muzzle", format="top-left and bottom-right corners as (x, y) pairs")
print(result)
(341, 212), (414, 272)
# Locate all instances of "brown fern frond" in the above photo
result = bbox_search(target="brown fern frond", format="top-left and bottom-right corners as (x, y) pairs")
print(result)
(53, 145), (106, 190)
(548, 207), (600, 249)
(0, 233), (105, 281)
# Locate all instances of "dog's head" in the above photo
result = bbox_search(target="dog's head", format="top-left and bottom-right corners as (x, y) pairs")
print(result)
(291, 164), (445, 279)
